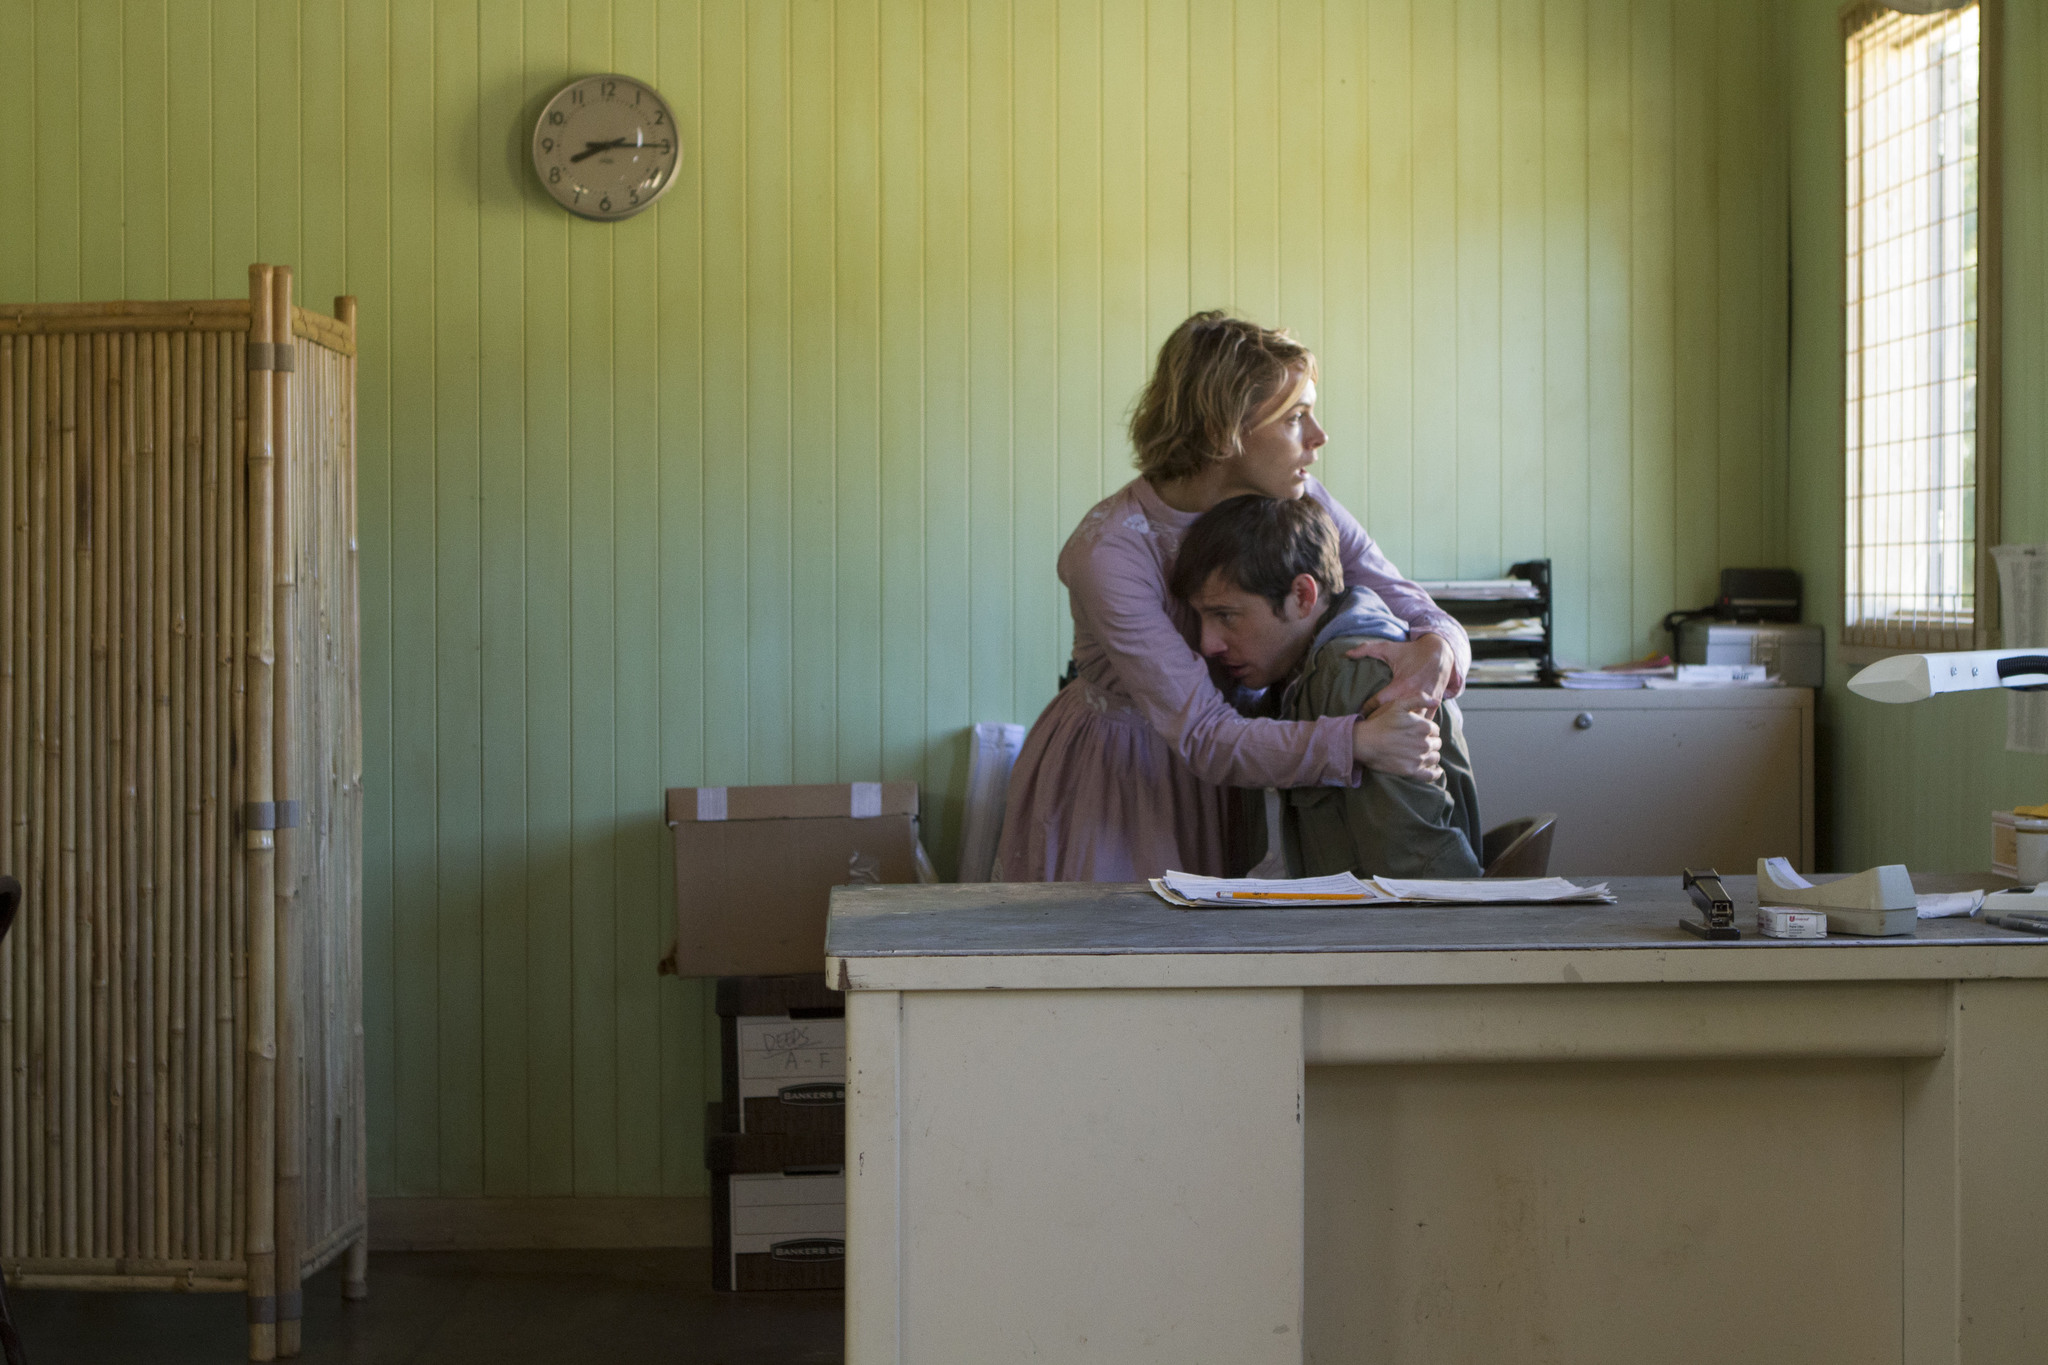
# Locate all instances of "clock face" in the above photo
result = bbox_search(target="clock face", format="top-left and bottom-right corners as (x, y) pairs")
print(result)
(532, 74), (681, 221)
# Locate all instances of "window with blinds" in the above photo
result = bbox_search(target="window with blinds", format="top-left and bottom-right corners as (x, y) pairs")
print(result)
(1844, 1), (1994, 650)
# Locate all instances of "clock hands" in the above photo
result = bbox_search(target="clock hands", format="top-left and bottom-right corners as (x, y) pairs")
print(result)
(570, 138), (637, 163)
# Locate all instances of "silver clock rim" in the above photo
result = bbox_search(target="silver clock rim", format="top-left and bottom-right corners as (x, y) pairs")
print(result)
(531, 72), (682, 222)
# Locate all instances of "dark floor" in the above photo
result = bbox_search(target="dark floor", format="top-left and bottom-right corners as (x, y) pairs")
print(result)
(8, 1249), (844, 1365)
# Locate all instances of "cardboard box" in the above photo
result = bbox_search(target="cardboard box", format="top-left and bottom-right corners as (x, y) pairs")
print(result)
(720, 1011), (846, 1136)
(1993, 809), (2048, 882)
(666, 782), (928, 977)
(704, 1103), (843, 1173)
(711, 1171), (845, 1291)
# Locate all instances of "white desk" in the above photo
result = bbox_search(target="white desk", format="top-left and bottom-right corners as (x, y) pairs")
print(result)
(828, 877), (2048, 1364)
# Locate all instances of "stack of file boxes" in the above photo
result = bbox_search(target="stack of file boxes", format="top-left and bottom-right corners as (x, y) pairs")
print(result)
(705, 974), (847, 1291)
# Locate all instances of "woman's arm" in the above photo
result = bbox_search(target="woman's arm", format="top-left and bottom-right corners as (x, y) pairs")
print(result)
(1310, 481), (1471, 702)
(1073, 537), (1364, 789)
(1070, 534), (1444, 786)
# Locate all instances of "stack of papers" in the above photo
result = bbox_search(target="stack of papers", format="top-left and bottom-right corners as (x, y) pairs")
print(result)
(1466, 617), (1547, 641)
(1641, 663), (1776, 689)
(1467, 658), (1543, 684)
(1558, 668), (1654, 689)
(1416, 578), (1542, 601)
(1151, 871), (1615, 908)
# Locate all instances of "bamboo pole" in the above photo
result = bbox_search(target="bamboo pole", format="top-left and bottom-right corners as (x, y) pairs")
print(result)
(167, 332), (189, 1261)
(181, 329), (203, 1259)
(12, 332), (29, 1257)
(58, 332), (80, 1260)
(89, 330), (111, 1257)
(12, 331), (31, 1258)
(343, 332), (366, 1293)
(230, 328), (247, 1268)
(0, 334), (12, 1261)
(151, 328), (172, 1264)
(244, 266), (279, 1365)
(198, 332), (220, 1262)
(118, 330), (139, 1258)
(27, 334), (46, 1259)
(134, 335), (158, 1263)
(0, 334), (13, 1261)
(271, 265), (303, 1359)
(213, 329), (235, 1262)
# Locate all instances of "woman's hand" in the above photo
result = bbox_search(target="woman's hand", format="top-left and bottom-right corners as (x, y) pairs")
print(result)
(1351, 703), (1443, 780)
(1346, 632), (1456, 716)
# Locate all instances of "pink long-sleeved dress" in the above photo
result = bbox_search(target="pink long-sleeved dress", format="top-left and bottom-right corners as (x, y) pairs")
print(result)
(996, 476), (1470, 882)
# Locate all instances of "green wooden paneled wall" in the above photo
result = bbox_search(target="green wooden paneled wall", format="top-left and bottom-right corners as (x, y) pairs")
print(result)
(1788, 0), (2048, 874)
(1, 0), (1791, 1200)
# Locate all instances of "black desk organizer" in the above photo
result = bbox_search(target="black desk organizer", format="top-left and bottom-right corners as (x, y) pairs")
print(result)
(1430, 558), (1556, 687)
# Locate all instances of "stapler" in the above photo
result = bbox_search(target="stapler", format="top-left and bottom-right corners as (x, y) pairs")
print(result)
(1756, 857), (1916, 936)
(1680, 868), (1741, 940)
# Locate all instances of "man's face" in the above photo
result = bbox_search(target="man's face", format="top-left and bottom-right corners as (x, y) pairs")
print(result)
(1188, 570), (1322, 690)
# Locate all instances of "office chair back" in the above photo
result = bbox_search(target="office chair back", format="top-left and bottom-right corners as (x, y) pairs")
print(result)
(1482, 814), (1557, 879)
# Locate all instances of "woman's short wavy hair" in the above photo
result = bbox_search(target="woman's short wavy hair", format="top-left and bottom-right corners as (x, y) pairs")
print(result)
(1129, 311), (1318, 483)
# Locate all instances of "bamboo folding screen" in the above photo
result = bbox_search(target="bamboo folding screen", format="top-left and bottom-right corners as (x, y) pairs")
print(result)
(0, 266), (364, 1361)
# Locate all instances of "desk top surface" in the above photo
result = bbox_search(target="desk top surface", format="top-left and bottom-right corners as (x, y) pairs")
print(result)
(824, 874), (2048, 990)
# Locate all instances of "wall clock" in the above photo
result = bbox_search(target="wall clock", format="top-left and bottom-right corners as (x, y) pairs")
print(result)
(531, 73), (681, 221)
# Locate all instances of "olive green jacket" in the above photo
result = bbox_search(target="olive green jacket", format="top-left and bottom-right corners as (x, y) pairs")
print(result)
(1242, 616), (1483, 880)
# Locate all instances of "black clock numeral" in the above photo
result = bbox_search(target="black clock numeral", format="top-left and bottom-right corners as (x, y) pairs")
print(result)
(599, 196), (612, 212)
(634, 87), (642, 104)
(601, 80), (617, 99)
(656, 140), (670, 153)
(653, 109), (666, 125)
(629, 187), (640, 205)
(549, 110), (564, 125)
(549, 166), (561, 183)
(541, 136), (554, 153)
(572, 88), (584, 105)
(574, 188), (585, 201)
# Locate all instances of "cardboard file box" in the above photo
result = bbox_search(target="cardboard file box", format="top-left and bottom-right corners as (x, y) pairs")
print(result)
(710, 1171), (846, 1292)
(704, 1102), (844, 1177)
(666, 782), (929, 977)
(716, 975), (846, 1136)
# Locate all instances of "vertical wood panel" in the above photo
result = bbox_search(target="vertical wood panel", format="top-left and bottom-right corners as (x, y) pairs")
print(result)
(919, 0), (970, 855)
(1544, 0), (1592, 665)
(343, 0), (397, 1202)
(432, 0), (487, 1202)
(0, 0), (1809, 1200)
(1454, 0), (1502, 579)
(654, 0), (711, 1198)
(77, 2), (125, 301)
(1365, 0), (1417, 571)
(1629, 0), (1677, 659)
(385, 0), (441, 1197)
(1586, 0), (1635, 667)
(477, 0), (532, 1203)
(1409, 0), (1459, 580)
(965, 0), (1015, 736)
(210, 0), (256, 290)
(33, 0), (79, 300)
(564, 0), (619, 1200)
(517, 0), (575, 1199)
(1010, 0), (1059, 703)
(610, 0), (666, 1198)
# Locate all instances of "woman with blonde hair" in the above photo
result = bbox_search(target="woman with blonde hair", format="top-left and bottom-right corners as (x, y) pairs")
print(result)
(997, 311), (1470, 881)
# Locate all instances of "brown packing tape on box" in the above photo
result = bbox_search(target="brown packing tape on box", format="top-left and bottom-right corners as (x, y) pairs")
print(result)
(667, 783), (930, 977)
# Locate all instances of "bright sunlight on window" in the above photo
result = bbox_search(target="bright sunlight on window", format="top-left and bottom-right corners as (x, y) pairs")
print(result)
(1844, 2), (1986, 649)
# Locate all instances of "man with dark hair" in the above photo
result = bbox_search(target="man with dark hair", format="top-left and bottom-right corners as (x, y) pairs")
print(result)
(1169, 495), (1483, 878)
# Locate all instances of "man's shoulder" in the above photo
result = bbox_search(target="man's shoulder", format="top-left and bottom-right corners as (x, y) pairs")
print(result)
(1283, 636), (1394, 718)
